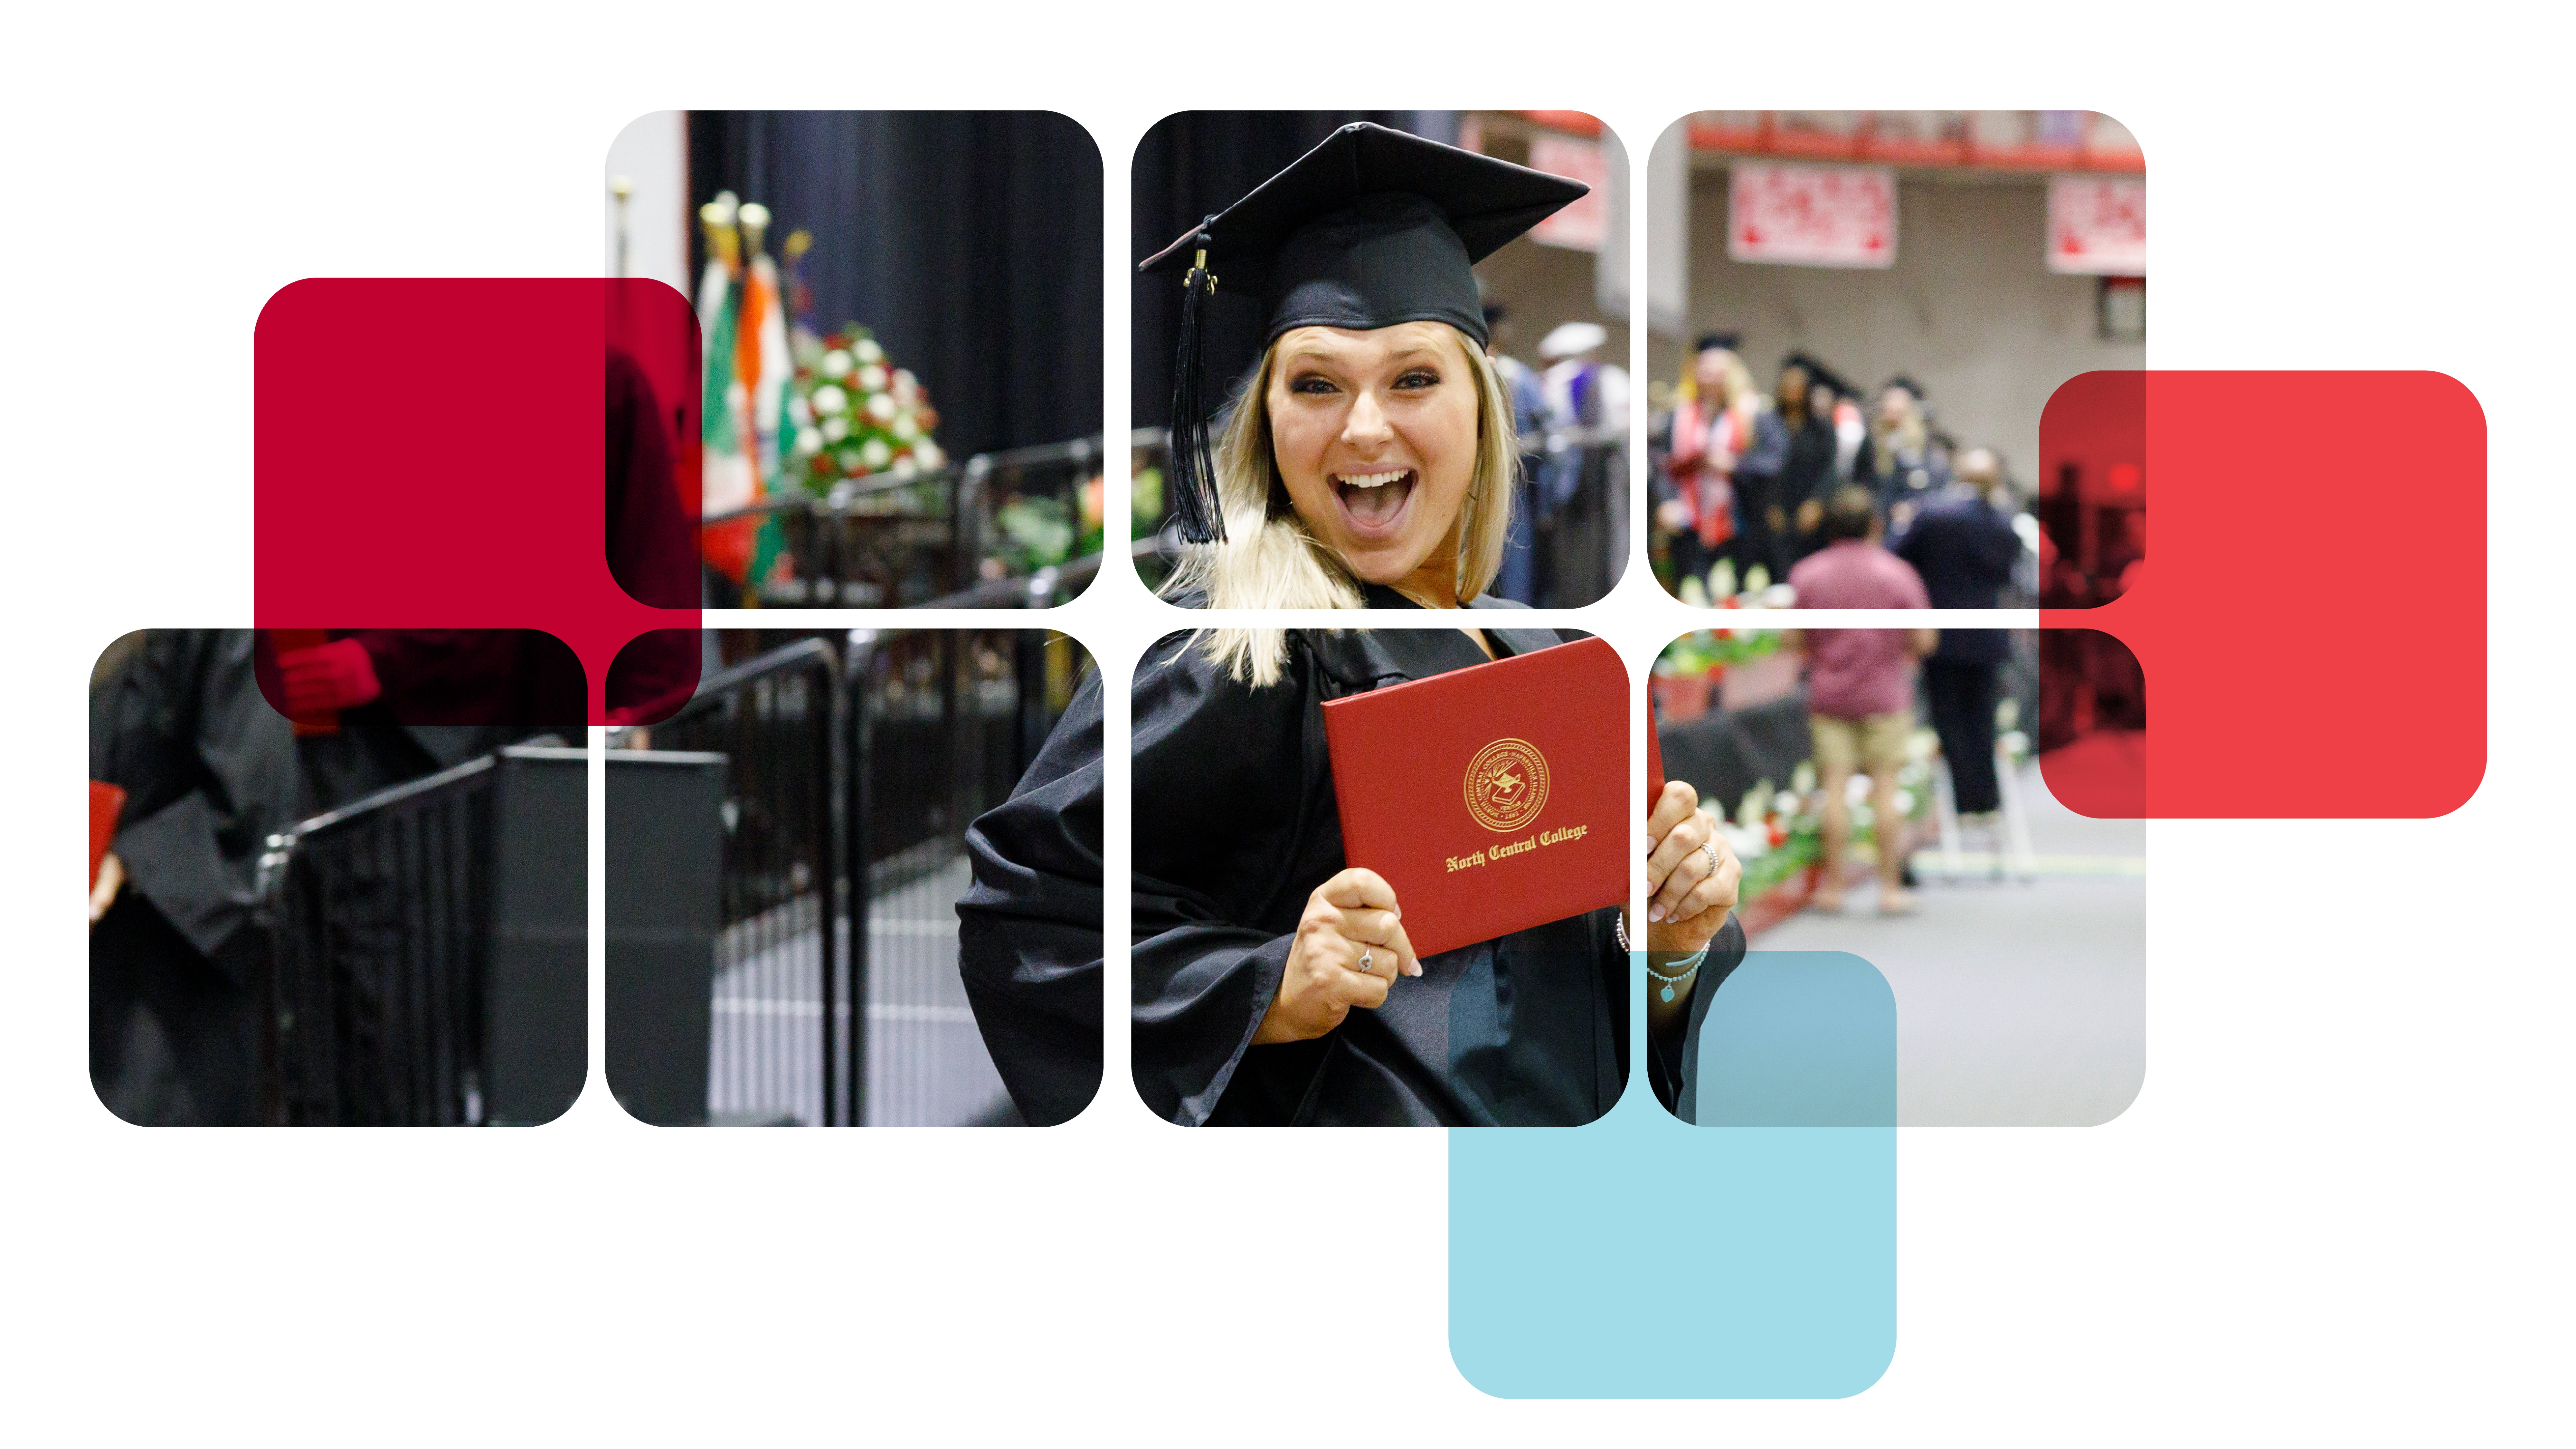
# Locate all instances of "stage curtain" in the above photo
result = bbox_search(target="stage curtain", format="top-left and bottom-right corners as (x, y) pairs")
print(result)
(687, 111), (1104, 461)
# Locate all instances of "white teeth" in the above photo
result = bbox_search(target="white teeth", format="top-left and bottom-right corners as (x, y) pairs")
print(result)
(1337, 470), (1407, 488)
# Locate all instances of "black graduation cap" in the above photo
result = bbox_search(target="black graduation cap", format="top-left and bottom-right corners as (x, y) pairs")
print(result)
(1141, 122), (1588, 543)
(1781, 350), (1853, 399)
(1694, 330), (1743, 355)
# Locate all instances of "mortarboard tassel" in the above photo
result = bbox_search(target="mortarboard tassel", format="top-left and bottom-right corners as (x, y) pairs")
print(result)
(1165, 225), (1226, 545)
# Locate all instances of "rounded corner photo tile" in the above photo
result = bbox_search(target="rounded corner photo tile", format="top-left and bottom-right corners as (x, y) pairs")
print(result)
(606, 627), (1100, 1127)
(92, 630), (588, 1126)
(1130, 620), (1659, 1127)
(1652, 623), (2144, 1127)
(611, 110), (1105, 611)
(1132, 110), (1632, 610)
(1644, 110), (2141, 612)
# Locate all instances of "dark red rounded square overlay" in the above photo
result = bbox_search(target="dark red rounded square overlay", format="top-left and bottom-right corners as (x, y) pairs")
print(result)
(255, 279), (701, 723)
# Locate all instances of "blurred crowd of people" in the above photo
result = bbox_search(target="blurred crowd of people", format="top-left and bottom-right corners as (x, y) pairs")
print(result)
(1483, 303), (1631, 606)
(1650, 333), (2027, 607)
(1647, 332), (2047, 906)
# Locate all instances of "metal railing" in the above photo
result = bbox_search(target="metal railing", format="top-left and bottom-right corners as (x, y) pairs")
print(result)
(704, 435), (1105, 608)
(253, 744), (586, 1127)
(257, 754), (500, 1126)
(628, 639), (849, 1126)
(610, 629), (1080, 1126)
(846, 630), (1069, 1126)
(906, 549), (1110, 611)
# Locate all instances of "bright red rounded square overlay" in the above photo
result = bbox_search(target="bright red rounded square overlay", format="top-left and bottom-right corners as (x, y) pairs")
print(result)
(2037, 370), (2484, 818)
(255, 279), (701, 723)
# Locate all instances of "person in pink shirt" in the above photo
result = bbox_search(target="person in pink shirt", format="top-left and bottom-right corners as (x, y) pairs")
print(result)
(1786, 486), (1936, 914)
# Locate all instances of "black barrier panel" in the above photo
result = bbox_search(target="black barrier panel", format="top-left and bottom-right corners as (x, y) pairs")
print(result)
(605, 752), (727, 1126)
(1519, 423), (1630, 609)
(256, 743), (585, 1126)
(485, 747), (588, 1125)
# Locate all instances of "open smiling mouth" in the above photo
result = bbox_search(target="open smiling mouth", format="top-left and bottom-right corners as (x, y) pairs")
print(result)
(1332, 469), (1416, 533)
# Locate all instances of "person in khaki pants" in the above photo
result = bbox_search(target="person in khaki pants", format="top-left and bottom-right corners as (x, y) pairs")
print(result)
(1787, 487), (1935, 914)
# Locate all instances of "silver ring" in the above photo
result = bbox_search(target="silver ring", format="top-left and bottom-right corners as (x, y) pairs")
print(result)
(1703, 840), (1722, 876)
(1359, 948), (1375, 973)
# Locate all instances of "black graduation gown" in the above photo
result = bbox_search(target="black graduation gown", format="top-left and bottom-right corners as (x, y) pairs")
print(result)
(90, 630), (299, 1125)
(958, 587), (1745, 1127)
(1780, 412), (1837, 515)
(954, 650), (1110, 1128)
(252, 631), (574, 1124)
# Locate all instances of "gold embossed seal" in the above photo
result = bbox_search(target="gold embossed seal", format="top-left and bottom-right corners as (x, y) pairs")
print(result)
(1463, 737), (1550, 834)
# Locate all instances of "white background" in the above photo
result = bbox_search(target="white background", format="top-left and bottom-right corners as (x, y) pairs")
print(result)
(10, 4), (2562, 1444)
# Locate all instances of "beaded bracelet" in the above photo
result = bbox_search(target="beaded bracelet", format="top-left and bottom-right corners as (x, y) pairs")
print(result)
(1614, 913), (1712, 1002)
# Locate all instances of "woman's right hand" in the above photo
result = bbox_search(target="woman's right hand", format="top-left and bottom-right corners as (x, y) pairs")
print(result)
(1253, 868), (1421, 1045)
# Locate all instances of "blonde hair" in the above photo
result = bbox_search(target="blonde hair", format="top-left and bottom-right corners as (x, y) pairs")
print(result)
(1678, 347), (1757, 411)
(1713, 350), (1757, 409)
(1164, 323), (1520, 686)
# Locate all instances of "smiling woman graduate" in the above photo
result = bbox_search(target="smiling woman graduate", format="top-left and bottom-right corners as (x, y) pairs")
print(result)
(956, 124), (1746, 1126)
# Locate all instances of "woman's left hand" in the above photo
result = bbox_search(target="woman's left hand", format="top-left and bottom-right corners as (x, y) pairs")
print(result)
(1643, 780), (1740, 957)
(90, 851), (123, 927)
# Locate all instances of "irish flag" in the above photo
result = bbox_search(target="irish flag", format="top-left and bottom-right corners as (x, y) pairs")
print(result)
(697, 195), (757, 585)
(736, 217), (791, 591)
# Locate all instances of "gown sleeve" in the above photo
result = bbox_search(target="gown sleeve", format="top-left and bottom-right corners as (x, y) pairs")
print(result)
(955, 663), (1110, 1127)
(1126, 633), (1330, 1126)
(1649, 912), (1750, 1121)
(90, 630), (298, 982)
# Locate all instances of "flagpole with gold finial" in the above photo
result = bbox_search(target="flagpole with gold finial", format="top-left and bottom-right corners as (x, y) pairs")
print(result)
(736, 202), (774, 491)
(610, 174), (634, 279)
(782, 228), (814, 343)
(700, 190), (742, 283)
(696, 191), (753, 598)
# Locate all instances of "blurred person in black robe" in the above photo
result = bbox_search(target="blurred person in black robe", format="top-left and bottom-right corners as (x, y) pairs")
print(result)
(255, 629), (583, 1123)
(90, 630), (297, 1125)
(1894, 447), (2026, 815)
(93, 628), (579, 1125)
(1777, 353), (1849, 567)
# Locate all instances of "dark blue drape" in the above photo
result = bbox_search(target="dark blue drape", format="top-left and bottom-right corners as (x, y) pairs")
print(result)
(687, 111), (1103, 460)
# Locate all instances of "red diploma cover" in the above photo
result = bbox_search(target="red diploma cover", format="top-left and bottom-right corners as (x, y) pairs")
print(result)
(89, 780), (126, 891)
(1646, 699), (1666, 810)
(1321, 636), (1628, 959)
